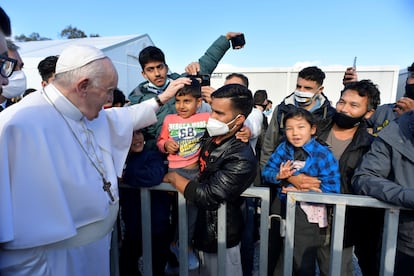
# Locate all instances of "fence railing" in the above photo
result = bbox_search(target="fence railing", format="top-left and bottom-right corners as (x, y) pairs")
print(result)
(284, 192), (403, 276)
(135, 186), (404, 276)
(139, 183), (270, 276)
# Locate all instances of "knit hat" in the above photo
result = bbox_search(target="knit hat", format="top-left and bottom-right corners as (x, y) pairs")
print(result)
(55, 45), (106, 74)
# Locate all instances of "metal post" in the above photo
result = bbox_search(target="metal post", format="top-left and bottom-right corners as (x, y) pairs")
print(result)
(217, 203), (227, 276)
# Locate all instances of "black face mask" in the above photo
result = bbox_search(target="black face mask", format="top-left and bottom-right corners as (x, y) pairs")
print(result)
(333, 112), (364, 129)
(405, 83), (414, 100)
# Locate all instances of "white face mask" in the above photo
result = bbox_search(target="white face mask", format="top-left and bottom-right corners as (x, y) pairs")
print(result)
(206, 115), (240, 137)
(2, 70), (27, 99)
(294, 90), (315, 106)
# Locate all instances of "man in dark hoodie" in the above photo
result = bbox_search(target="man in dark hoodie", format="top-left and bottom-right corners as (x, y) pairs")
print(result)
(261, 66), (335, 180)
(352, 110), (414, 276)
(260, 66), (335, 275)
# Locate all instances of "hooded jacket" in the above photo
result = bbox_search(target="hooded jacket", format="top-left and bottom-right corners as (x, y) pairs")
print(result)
(353, 110), (414, 256)
(128, 35), (233, 149)
(260, 92), (335, 167)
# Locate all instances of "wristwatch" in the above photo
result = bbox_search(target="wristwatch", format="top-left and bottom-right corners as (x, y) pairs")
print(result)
(155, 95), (164, 107)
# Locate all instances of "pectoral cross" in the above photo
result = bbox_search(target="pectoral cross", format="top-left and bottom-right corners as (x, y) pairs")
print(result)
(102, 179), (115, 202)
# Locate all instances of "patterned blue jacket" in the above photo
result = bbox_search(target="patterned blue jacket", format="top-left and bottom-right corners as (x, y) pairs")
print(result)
(262, 137), (340, 201)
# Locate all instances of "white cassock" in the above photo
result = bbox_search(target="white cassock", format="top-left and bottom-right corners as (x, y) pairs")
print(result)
(0, 84), (157, 275)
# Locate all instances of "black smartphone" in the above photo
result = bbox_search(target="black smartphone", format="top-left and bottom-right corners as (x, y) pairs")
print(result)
(230, 34), (245, 49)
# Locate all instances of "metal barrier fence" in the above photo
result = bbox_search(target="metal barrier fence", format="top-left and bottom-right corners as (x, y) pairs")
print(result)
(136, 186), (403, 276)
(284, 192), (402, 276)
(139, 183), (270, 276)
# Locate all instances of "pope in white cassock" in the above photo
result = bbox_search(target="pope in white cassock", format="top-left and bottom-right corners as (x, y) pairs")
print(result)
(0, 44), (191, 275)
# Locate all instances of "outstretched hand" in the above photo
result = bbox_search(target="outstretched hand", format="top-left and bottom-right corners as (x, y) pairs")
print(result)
(343, 67), (358, 85)
(158, 77), (192, 104)
(201, 86), (215, 104)
(225, 32), (243, 40)
(394, 97), (414, 116)
(185, 62), (200, 76)
(277, 160), (296, 180)
(236, 126), (251, 143)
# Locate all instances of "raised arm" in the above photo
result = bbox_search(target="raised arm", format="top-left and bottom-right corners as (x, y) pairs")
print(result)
(186, 32), (244, 76)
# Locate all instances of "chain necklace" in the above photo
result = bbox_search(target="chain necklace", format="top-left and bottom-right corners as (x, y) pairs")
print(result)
(42, 89), (115, 202)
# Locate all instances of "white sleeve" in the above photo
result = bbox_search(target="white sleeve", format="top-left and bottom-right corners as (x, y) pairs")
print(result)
(126, 98), (158, 130)
(244, 108), (263, 139)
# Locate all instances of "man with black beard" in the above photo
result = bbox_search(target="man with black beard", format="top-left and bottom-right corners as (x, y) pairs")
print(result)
(316, 80), (382, 276)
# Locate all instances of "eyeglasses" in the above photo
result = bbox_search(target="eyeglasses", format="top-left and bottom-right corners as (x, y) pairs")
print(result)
(0, 55), (18, 78)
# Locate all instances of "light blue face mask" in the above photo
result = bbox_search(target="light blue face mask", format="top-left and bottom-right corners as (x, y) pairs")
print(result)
(263, 109), (273, 116)
(148, 78), (171, 93)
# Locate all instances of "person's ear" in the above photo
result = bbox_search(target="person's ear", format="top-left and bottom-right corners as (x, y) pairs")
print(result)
(317, 85), (324, 94)
(235, 114), (246, 127)
(141, 70), (148, 80)
(311, 125), (317, 135)
(77, 78), (89, 97)
(364, 109), (375, 119)
(196, 97), (203, 108)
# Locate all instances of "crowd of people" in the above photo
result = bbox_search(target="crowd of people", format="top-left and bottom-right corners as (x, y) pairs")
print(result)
(1, 5), (414, 276)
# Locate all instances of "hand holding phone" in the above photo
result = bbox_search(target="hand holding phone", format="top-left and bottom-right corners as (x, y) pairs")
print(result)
(343, 57), (358, 85)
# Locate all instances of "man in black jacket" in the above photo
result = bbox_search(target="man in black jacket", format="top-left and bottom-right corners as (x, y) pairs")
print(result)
(163, 84), (257, 275)
(317, 80), (382, 275)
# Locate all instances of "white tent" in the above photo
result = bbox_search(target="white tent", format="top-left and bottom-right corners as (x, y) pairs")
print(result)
(16, 34), (154, 95)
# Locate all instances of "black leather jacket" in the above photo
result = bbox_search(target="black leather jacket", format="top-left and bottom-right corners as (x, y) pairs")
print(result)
(184, 135), (257, 253)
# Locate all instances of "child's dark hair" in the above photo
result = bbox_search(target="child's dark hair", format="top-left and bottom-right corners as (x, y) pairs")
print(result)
(176, 78), (202, 98)
(283, 107), (316, 130)
(113, 88), (126, 106)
